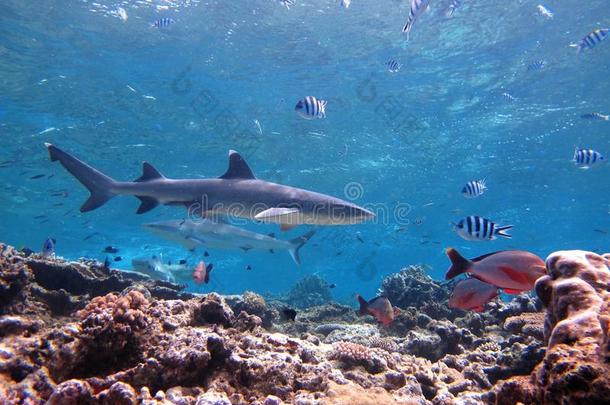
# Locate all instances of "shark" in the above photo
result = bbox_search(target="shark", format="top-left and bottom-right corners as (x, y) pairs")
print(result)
(131, 256), (191, 283)
(143, 219), (316, 265)
(45, 143), (374, 230)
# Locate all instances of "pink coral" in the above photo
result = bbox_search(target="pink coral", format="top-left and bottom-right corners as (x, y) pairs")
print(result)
(328, 341), (396, 373)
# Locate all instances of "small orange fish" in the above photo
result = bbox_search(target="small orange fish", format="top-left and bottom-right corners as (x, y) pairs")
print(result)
(445, 248), (546, 294)
(448, 278), (499, 312)
(356, 295), (399, 327)
(193, 261), (213, 284)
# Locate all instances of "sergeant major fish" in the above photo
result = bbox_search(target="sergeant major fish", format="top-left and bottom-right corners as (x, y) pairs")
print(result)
(444, 0), (461, 18)
(295, 96), (327, 119)
(461, 179), (486, 198)
(581, 112), (609, 121)
(573, 148), (605, 169)
(402, 0), (429, 41)
(386, 60), (401, 73)
(453, 216), (512, 241)
(570, 28), (609, 54)
(153, 17), (175, 29)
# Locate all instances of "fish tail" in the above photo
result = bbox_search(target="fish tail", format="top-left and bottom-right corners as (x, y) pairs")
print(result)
(356, 294), (368, 316)
(45, 143), (119, 212)
(495, 225), (513, 239)
(288, 228), (317, 265)
(445, 247), (471, 279)
(569, 43), (583, 54)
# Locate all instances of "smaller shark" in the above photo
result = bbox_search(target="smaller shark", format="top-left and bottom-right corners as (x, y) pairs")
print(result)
(143, 219), (316, 265)
(131, 256), (190, 283)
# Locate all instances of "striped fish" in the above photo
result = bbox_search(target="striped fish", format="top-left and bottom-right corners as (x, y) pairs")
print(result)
(386, 60), (401, 73)
(279, 0), (295, 9)
(445, 0), (462, 18)
(461, 179), (486, 198)
(581, 112), (609, 121)
(570, 29), (609, 54)
(153, 17), (175, 28)
(403, 0), (429, 40)
(527, 60), (546, 71)
(295, 96), (327, 119)
(573, 148), (605, 169)
(453, 216), (512, 241)
(502, 92), (516, 101)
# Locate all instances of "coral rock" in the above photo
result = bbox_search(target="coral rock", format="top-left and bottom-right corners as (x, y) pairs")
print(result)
(496, 250), (610, 404)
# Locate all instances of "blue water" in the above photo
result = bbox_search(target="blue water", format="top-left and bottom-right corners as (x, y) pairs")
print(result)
(0, 0), (608, 303)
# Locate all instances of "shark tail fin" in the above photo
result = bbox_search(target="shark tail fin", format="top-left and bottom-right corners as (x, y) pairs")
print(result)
(287, 228), (317, 265)
(45, 143), (118, 212)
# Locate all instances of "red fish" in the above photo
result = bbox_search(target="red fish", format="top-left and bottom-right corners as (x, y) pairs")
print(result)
(448, 278), (499, 312)
(356, 295), (399, 327)
(445, 248), (546, 294)
(193, 261), (213, 284)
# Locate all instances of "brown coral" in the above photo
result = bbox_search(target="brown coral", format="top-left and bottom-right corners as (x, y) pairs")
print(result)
(496, 250), (610, 404)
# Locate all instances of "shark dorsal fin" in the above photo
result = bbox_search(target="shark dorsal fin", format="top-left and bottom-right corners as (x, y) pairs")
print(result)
(219, 150), (255, 179)
(135, 162), (165, 182)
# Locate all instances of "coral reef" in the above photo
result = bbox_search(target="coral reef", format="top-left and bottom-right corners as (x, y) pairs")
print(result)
(282, 275), (333, 309)
(379, 265), (455, 320)
(495, 250), (610, 404)
(3, 244), (609, 404)
(0, 243), (192, 318)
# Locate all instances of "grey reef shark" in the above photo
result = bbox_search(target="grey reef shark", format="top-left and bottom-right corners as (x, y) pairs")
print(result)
(143, 219), (316, 265)
(45, 143), (375, 230)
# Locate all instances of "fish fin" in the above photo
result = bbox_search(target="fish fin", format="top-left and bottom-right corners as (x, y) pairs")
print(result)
(445, 247), (472, 279)
(268, 233), (276, 238)
(135, 162), (165, 182)
(187, 236), (207, 246)
(240, 246), (252, 252)
(495, 225), (513, 239)
(136, 196), (159, 214)
(471, 251), (503, 262)
(255, 207), (300, 223)
(45, 143), (118, 212)
(280, 223), (297, 232)
(503, 288), (524, 295)
(287, 228), (317, 265)
(269, 249), (275, 254)
(219, 150), (256, 179)
(356, 294), (368, 316)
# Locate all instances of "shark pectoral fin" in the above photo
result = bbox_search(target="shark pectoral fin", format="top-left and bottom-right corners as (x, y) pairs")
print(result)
(136, 196), (159, 214)
(280, 224), (298, 232)
(254, 207), (300, 223)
